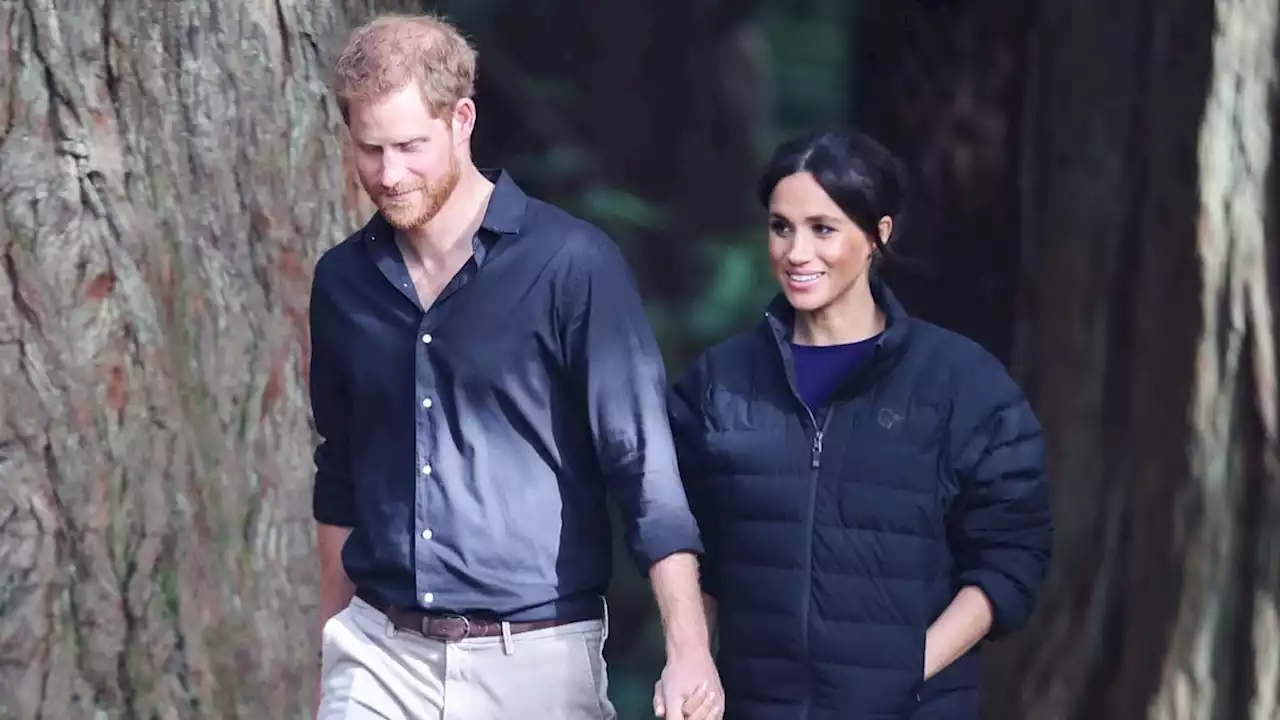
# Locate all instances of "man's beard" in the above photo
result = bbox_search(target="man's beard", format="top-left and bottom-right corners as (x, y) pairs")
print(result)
(373, 152), (461, 231)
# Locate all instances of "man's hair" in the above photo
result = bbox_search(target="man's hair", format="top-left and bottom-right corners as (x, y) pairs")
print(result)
(331, 13), (478, 122)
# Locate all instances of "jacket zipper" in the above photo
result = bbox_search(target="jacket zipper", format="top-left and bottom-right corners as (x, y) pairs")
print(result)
(810, 426), (823, 469)
(765, 310), (869, 719)
(764, 307), (901, 714)
(796, 402), (828, 720)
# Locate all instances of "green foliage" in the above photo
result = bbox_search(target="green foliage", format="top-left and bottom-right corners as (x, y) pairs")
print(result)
(682, 235), (777, 342)
(758, 0), (858, 152)
(567, 187), (669, 233)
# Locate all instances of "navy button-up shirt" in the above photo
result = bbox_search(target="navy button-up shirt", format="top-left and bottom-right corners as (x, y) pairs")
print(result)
(309, 169), (702, 622)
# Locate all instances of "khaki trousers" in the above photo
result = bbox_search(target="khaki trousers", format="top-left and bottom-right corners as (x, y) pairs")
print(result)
(318, 597), (618, 720)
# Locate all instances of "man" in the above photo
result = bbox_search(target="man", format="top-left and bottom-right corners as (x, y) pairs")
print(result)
(309, 12), (723, 720)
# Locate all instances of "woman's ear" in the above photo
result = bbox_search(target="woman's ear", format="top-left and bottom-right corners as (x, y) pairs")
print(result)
(877, 216), (894, 246)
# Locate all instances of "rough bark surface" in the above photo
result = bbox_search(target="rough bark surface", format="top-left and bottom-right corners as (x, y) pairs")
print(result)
(983, 0), (1279, 718)
(0, 1), (401, 717)
(1150, 0), (1278, 717)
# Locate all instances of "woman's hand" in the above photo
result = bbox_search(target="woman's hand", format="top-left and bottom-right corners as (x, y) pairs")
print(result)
(923, 586), (994, 681)
(654, 678), (723, 719)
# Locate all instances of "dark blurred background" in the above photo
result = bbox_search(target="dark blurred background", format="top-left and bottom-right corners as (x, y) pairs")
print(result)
(1, 0), (1277, 718)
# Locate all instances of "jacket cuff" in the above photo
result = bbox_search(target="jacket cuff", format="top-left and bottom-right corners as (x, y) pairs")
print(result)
(957, 568), (1030, 639)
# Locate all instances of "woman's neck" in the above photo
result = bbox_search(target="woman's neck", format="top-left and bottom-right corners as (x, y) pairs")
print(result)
(793, 283), (884, 346)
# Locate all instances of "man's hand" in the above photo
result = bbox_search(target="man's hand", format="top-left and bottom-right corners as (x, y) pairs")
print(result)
(315, 523), (355, 720)
(652, 651), (723, 719)
(647, 554), (721, 717)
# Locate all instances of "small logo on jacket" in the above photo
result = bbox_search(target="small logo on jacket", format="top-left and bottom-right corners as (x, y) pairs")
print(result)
(878, 408), (904, 429)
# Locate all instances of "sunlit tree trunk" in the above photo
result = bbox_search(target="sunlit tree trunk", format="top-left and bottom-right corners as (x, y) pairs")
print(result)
(0, 1), (765, 716)
(0, 1), (401, 717)
(1149, 0), (1278, 717)
(985, 0), (1279, 718)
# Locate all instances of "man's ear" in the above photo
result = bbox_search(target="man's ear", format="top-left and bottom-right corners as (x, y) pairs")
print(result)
(451, 98), (477, 144)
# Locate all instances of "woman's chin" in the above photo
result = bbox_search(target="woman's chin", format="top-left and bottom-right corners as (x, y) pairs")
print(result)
(781, 289), (829, 312)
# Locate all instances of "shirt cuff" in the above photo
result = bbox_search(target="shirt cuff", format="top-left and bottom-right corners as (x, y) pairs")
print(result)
(630, 516), (704, 574)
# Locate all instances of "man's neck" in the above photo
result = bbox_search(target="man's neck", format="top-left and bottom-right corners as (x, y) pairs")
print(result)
(399, 165), (494, 271)
(793, 282), (884, 346)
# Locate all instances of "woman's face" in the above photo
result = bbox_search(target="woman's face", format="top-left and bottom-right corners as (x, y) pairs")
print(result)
(767, 172), (884, 313)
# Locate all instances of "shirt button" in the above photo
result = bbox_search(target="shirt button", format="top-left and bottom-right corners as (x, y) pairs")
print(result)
(422, 592), (434, 605)
(422, 398), (433, 409)
(421, 333), (432, 344)
(422, 529), (433, 540)
(422, 464), (432, 475)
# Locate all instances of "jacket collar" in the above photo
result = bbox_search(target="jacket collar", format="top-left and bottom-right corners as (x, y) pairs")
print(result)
(764, 271), (911, 356)
(762, 271), (911, 406)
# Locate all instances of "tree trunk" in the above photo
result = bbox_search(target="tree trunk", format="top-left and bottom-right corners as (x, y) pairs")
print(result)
(0, 1), (408, 717)
(848, 0), (1038, 363)
(984, 0), (1279, 718)
(1149, 0), (1278, 717)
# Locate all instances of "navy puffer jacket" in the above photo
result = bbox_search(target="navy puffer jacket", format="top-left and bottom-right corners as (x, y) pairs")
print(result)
(668, 279), (1053, 719)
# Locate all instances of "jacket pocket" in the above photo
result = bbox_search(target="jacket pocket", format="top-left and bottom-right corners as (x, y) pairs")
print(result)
(913, 622), (928, 704)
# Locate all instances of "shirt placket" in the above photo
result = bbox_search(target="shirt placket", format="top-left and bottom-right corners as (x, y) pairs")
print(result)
(411, 255), (482, 610)
(413, 321), (440, 608)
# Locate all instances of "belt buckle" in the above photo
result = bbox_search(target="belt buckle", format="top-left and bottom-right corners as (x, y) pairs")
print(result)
(425, 614), (472, 642)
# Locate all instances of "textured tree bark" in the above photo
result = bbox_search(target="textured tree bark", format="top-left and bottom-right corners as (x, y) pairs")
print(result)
(982, 0), (1279, 718)
(0, 1), (407, 717)
(1148, 1), (1278, 717)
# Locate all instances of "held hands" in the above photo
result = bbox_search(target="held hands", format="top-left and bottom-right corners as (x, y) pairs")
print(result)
(652, 651), (724, 719)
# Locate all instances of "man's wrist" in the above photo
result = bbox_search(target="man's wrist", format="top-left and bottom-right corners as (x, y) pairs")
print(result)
(665, 632), (713, 661)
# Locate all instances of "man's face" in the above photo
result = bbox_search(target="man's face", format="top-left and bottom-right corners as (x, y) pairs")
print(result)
(347, 84), (461, 230)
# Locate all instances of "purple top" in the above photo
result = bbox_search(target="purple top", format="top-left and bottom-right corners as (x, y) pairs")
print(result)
(791, 335), (880, 410)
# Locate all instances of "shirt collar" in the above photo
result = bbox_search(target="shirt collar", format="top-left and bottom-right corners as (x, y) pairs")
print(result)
(359, 168), (529, 266)
(477, 168), (528, 236)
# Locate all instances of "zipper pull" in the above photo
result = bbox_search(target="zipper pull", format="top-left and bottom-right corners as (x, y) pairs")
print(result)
(811, 431), (823, 469)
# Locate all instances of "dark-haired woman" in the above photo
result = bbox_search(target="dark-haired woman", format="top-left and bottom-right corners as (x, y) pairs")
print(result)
(659, 128), (1053, 720)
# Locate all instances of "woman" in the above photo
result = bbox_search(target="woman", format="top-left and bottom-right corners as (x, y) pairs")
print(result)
(659, 128), (1053, 720)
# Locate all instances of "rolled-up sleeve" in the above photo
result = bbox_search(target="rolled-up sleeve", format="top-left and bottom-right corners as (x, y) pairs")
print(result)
(668, 362), (719, 596)
(560, 231), (703, 573)
(948, 350), (1053, 639)
(309, 256), (357, 527)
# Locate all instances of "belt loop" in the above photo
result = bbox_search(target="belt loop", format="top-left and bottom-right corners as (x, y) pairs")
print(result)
(500, 621), (515, 655)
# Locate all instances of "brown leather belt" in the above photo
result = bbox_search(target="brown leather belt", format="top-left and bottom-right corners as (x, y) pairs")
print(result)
(361, 593), (600, 642)
(382, 607), (571, 642)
